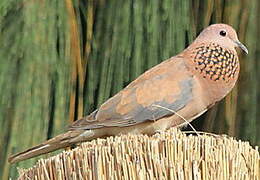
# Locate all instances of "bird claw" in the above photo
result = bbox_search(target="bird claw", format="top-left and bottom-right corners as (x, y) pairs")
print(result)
(155, 129), (165, 134)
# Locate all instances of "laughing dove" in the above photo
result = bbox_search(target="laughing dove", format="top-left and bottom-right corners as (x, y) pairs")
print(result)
(9, 24), (248, 163)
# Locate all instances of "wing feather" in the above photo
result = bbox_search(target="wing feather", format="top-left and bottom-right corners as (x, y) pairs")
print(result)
(70, 57), (194, 130)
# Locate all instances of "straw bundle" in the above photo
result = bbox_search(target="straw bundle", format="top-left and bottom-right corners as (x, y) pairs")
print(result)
(17, 128), (259, 180)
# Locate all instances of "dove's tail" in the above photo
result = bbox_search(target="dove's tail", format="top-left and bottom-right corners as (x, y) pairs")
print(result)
(8, 129), (93, 164)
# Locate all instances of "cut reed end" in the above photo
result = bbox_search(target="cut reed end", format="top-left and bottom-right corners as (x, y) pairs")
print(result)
(17, 128), (259, 180)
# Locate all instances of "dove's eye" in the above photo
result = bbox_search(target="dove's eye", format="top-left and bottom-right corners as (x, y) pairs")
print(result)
(219, 30), (227, 37)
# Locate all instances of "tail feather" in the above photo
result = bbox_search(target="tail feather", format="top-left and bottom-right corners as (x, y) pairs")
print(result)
(8, 130), (86, 164)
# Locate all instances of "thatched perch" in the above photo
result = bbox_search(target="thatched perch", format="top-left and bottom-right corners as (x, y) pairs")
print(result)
(17, 129), (259, 180)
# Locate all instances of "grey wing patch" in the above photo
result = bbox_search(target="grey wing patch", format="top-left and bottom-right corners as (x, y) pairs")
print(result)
(70, 76), (194, 130)
(128, 76), (194, 122)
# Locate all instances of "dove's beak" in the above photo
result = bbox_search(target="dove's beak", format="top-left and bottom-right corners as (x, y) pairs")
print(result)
(235, 40), (248, 54)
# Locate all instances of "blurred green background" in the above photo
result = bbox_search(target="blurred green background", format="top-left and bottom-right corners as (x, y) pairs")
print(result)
(0, 0), (259, 179)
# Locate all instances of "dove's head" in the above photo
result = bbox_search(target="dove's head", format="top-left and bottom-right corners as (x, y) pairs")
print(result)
(196, 24), (248, 54)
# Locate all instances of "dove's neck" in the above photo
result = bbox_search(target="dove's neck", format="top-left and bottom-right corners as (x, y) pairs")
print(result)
(180, 42), (240, 102)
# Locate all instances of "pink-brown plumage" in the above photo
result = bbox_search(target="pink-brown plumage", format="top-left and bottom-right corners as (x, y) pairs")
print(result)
(9, 24), (248, 164)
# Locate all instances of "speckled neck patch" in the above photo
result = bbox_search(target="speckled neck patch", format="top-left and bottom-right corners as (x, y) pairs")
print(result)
(193, 43), (239, 82)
